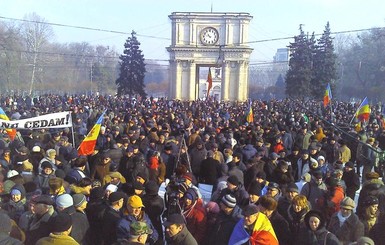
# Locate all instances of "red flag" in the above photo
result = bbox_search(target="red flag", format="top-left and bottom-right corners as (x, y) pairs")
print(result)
(206, 68), (213, 99)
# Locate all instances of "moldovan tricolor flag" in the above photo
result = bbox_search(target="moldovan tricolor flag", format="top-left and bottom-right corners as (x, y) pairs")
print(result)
(78, 110), (106, 156)
(246, 100), (254, 123)
(323, 83), (332, 108)
(206, 68), (213, 99)
(0, 107), (16, 141)
(356, 97), (371, 122)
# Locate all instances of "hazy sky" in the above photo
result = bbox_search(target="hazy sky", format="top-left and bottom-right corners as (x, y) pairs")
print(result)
(2, 0), (385, 63)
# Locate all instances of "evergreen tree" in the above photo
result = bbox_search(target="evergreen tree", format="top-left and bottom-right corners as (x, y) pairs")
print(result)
(311, 22), (337, 98)
(285, 25), (313, 98)
(116, 31), (146, 97)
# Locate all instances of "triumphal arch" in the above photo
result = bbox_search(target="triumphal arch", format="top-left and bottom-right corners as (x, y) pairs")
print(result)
(167, 12), (253, 101)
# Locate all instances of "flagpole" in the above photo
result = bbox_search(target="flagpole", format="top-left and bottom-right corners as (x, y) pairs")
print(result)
(70, 112), (76, 148)
(350, 98), (365, 125)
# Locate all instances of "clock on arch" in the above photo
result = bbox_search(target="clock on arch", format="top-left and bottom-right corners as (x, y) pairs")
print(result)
(200, 27), (219, 45)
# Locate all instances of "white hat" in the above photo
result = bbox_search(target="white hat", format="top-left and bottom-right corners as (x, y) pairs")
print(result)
(7, 170), (19, 179)
(317, 155), (325, 161)
(32, 145), (41, 153)
(105, 184), (118, 193)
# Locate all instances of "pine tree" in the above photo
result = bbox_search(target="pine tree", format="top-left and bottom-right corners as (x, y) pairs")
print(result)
(116, 31), (146, 97)
(311, 22), (337, 98)
(285, 25), (313, 98)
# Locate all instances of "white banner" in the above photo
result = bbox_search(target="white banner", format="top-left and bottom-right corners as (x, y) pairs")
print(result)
(0, 112), (72, 129)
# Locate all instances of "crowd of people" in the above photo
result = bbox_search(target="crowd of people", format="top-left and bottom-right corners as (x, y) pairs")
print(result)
(0, 94), (384, 245)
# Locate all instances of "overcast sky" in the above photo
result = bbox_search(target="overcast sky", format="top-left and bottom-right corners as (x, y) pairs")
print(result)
(2, 0), (385, 63)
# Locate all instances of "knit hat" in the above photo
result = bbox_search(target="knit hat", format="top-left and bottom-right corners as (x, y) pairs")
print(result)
(0, 213), (12, 233)
(41, 161), (53, 170)
(145, 180), (159, 196)
(242, 204), (259, 216)
(90, 187), (105, 201)
(267, 182), (280, 191)
(227, 175), (239, 186)
(72, 194), (86, 208)
(183, 188), (198, 202)
(259, 195), (278, 211)
(205, 201), (220, 214)
(133, 181), (145, 191)
(51, 213), (72, 232)
(10, 189), (21, 196)
(56, 194), (73, 209)
(287, 183), (299, 193)
(128, 195), (144, 208)
(255, 171), (266, 180)
(221, 194), (237, 208)
(182, 172), (193, 182)
(363, 195), (379, 207)
(345, 161), (354, 169)
(340, 197), (355, 210)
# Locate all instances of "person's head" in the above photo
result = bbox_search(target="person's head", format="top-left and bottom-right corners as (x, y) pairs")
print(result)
(255, 172), (266, 183)
(286, 183), (299, 200)
(258, 195), (277, 217)
(129, 221), (153, 244)
(301, 150), (309, 160)
(248, 183), (262, 203)
(220, 194), (237, 215)
(56, 194), (73, 212)
(340, 197), (355, 217)
(183, 188), (198, 208)
(292, 195), (310, 213)
(50, 213), (73, 235)
(127, 195), (144, 218)
(109, 172), (122, 185)
(242, 204), (259, 226)
(317, 155), (325, 165)
(33, 195), (54, 216)
(164, 213), (185, 238)
(305, 210), (325, 231)
(226, 175), (239, 191)
(344, 161), (354, 172)
(10, 188), (22, 203)
(312, 170), (323, 185)
(363, 196), (379, 216)
(48, 177), (64, 194)
(73, 157), (87, 170)
(72, 193), (88, 211)
(41, 161), (54, 175)
(105, 184), (118, 198)
(266, 182), (280, 198)
(108, 191), (126, 210)
(102, 155), (111, 165)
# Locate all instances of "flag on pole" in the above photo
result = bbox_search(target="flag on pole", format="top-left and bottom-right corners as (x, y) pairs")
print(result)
(323, 83), (332, 108)
(246, 100), (254, 123)
(206, 68), (213, 99)
(0, 107), (16, 141)
(356, 97), (371, 122)
(78, 110), (106, 156)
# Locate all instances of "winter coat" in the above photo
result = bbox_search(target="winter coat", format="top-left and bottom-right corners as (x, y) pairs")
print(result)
(0, 233), (23, 245)
(101, 206), (122, 245)
(300, 180), (328, 212)
(85, 199), (108, 245)
(166, 225), (197, 245)
(25, 207), (56, 245)
(369, 218), (385, 245)
(183, 203), (207, 244)
(36, 233), (79, 245)
(208, 205), (243, 245)
(342, 170), (360, 199)
(269, 210), (291, 245)
(60, 206), (89, 244)
(357, 178), (385, 215)
(142, 193), (164, 244)
(199, 157), (220, 185)
(190, 147), (207, 176)
(327, 212), (364, 245)
(285, 205), (308, 238)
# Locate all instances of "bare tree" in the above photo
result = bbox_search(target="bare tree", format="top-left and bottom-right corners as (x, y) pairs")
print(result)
(21, 12), (54, 95)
